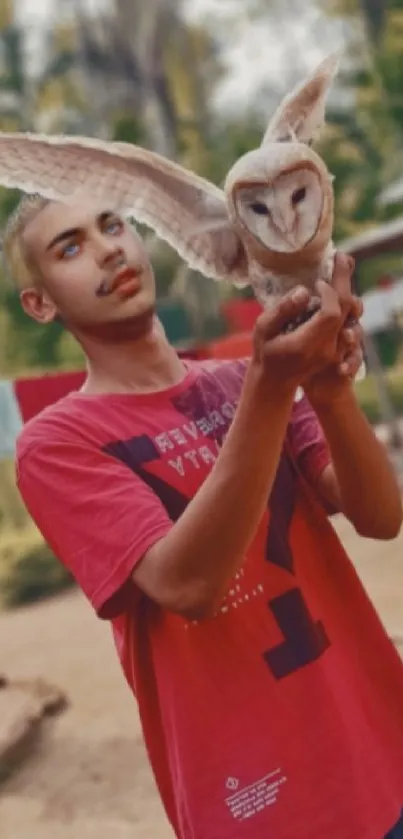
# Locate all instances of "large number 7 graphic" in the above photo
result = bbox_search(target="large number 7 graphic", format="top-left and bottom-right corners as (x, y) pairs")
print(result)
(104, 415), (331, 681)
(264, 454), (331, 679)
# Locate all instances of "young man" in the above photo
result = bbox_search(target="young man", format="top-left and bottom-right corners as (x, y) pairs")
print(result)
(5, 192), (403, 839)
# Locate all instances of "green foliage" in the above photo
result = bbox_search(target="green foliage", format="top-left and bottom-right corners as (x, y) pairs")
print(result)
(354, 365), (403, 423)
(0, 460), (27, 530)
(0, 526), (74, 609)
(355, 254), (403, 293)
(112, 114), (148, 146)
(0, 186), (22, 218)
(373, 329), (402, 367)
(201, 117), (265, 186)
(2, 288), (65, 373)
(0, 24), (25, 96)
(308, 1), (403, 259)
(0, 460), (74, 611)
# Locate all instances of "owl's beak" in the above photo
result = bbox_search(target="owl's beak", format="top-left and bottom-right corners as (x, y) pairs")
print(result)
(286, 231), (300, 249)
(274, 210), (299, 248)
(273, 209), (288, 234)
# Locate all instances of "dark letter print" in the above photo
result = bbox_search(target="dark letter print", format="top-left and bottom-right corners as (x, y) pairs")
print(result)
(172, 379), (233, 447)
(104, 435), (189, 522)
(103, 374), (235, 518)
(264, 454), (330, 680)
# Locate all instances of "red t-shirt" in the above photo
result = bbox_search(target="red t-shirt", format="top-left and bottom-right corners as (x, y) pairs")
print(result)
(16, 358), (403, 839)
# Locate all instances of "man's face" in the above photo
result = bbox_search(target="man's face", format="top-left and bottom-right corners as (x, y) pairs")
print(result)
(20, 197), (156, 338)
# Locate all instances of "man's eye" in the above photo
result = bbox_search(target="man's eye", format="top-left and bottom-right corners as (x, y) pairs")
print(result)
(106, 220), (123, 235)
(61, 242), (80, 259)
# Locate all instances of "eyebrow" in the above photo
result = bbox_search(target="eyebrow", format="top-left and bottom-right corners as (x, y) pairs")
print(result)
(45, 211), (117, 251)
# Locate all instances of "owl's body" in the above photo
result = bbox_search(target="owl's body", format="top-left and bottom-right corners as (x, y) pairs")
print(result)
(223, 141), (335, 303)
(244, 241), (336, 306)
(222, 100), (337, 303)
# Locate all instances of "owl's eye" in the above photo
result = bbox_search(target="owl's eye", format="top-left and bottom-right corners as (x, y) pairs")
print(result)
(250, 202), (270, 216)
(291, 187), (306, 205)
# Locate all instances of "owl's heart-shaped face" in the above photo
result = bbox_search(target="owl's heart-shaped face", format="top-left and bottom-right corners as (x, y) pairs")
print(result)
(234, 166), (324, 254)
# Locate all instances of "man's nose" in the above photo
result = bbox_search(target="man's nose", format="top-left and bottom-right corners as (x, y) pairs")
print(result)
(94, 234), (125, 267)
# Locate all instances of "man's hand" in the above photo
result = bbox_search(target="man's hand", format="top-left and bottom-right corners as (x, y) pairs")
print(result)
(249, 273), (351, 401)
(302, 253), (364, 407)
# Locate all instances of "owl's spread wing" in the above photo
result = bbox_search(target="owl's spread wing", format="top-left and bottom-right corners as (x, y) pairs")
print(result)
(0, 132), (248, 283)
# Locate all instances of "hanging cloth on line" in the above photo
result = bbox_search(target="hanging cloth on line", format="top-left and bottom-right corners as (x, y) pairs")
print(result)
(0, 379), (23, 459)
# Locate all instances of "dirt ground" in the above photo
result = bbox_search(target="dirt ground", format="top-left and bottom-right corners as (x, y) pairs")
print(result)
(0, 515), (403, 839)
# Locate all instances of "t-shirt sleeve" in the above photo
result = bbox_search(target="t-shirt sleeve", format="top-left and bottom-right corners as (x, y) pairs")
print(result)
(16, 437), (173, 620)
(287, 395), (337, 513)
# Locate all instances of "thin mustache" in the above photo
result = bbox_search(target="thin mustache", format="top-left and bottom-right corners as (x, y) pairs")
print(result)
(95, 279), (114, 297)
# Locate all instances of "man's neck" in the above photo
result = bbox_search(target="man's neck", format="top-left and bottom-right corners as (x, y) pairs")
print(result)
(81, 318), (187, 395)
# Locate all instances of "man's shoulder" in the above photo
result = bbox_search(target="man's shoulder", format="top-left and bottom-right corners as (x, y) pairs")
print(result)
(16, 393), (86, 463)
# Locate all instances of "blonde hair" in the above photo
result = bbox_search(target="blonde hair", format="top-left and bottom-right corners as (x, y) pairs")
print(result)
(2, 193), (50, 290)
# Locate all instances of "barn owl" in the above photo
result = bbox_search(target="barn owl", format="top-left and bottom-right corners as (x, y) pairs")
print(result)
(0, 53), (338, 305)
(0, 51), (364, 375)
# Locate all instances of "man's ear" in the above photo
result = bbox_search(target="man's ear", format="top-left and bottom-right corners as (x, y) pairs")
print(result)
(262, 53), (339, 146)
(20, 287), (58, 324)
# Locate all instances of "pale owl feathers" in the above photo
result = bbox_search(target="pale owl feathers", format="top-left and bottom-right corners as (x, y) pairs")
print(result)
(0, 53), (340, 305)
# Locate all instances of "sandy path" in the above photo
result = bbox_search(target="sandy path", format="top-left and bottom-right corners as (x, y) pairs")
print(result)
(0, 590), (173, 839)
(0, 516), (402, 838)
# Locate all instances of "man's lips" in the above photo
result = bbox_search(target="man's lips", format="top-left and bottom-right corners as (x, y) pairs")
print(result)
(96, 267), (142, 298)
(112, 267), (142, 298)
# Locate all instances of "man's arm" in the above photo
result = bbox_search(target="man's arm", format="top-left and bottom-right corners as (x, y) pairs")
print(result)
(134, 367), (295, 619)
(312, 386), (402, 540)
(298, 251), (402, 540)
(287, 394), (339, 515)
